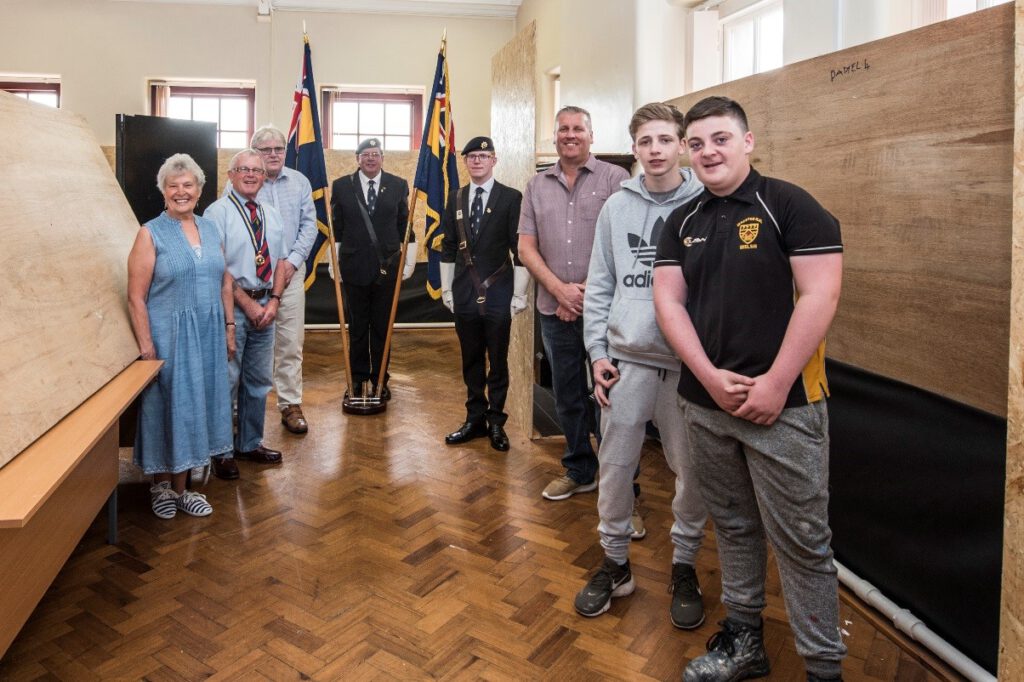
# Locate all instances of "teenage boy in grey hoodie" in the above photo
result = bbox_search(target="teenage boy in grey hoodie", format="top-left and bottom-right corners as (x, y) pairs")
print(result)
(574, 103), (709, 628)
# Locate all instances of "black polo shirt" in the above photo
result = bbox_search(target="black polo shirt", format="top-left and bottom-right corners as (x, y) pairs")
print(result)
(654, 168), (843, 410)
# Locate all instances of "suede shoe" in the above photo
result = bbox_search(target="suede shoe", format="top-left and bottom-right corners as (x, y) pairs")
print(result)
(574, 557), (635, 617)
(669, 562), (705, 629)
(542, 474), (597, 501)
(445, 421), (488, 445)
(234, 445), (283, 464)
(489, 423), (510, 451)
(683, 619), (770, 682)
(629, 501), (646, 540)
(281, 405), (308, 434)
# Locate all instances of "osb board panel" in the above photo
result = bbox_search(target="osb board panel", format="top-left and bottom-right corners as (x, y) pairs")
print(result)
(0, 93), (139, 470)
(493, 21), (537, 433)
(999, 1), (1024, 676)
(669, 5), (1013, 417)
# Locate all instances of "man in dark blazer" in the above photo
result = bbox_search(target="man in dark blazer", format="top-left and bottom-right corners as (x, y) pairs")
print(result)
(330, 138), (414, 399)
(440, 136), (530, 451)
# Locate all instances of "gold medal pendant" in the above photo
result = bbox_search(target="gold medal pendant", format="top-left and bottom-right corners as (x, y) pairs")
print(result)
(256, 254), (266, 265)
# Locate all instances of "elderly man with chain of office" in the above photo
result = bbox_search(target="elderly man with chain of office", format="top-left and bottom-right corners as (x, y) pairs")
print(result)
(204, 149), (288, 481)
(249, 126), (317, 435)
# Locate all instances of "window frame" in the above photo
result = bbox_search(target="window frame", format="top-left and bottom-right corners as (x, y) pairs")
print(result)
(719, 0), (784, 84)
(150, 83), (255, 149)
(321, 90), (424, 152)
(0, 80), (61, 108)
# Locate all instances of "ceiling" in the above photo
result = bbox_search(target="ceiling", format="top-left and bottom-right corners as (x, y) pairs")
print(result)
(110, 0), (706, 20)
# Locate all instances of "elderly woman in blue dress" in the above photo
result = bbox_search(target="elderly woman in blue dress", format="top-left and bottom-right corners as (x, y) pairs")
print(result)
(127, 153), (235, 519)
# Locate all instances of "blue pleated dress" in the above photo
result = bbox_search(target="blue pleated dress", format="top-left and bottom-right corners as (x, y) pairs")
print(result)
(134, 212), (233, 475)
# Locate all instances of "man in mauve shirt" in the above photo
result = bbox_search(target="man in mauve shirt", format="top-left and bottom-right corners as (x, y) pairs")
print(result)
(518, 105), (629, 502)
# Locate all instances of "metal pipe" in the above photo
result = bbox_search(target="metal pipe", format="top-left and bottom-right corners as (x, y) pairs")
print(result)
(834, 560), (995, 681)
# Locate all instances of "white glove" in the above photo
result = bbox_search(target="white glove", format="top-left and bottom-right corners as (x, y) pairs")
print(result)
(510, 266), (531, 316)
(402, 242), (416, 281)
(440, 261), (455, 313)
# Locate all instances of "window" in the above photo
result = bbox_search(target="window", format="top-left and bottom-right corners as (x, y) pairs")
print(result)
(322, 91), (423, 151)
(946, 0), (1011, 19)
(150, 83), (255, 148)
(721, 0), (783, 83)
(1, 80), (60, 108)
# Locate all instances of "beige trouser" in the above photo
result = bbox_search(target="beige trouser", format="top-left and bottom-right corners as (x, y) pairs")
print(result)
(274, 262), (305, 408)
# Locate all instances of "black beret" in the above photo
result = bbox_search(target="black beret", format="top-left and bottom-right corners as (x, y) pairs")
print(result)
(356, 138), (382, 154)
(461, 136), (494, 155)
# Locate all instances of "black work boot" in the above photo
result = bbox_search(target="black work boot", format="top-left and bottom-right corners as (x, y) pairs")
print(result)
(683, 618), (770, 682)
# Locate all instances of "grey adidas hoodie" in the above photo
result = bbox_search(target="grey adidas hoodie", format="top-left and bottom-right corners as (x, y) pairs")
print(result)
(584, 169), (703, 370)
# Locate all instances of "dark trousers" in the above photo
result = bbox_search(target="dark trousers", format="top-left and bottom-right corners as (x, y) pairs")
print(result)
(539, 314), (598, 484)
(343, 270), (396, 388)
(454, 309), (511, 426)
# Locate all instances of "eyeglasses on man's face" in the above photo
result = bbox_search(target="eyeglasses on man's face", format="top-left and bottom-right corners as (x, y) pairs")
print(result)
(359, 151), (382, 159)
(256, 146), (286, 155)
(466, 153), (495, 162)
(232, 166), (266, 175)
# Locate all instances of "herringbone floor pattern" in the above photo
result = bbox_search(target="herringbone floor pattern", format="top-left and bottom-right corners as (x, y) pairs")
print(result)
(1, 330), (951, 681)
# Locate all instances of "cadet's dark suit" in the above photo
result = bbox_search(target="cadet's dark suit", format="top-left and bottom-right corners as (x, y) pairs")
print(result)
(441, 180), (522, 425)
(330, 170), (410, 389)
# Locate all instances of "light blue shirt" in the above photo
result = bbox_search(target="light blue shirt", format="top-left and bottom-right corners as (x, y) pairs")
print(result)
(224, 166), (317, 270)
(204, 189), (287, 290)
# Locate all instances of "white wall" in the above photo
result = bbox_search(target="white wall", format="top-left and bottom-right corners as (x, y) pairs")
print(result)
(0, 0), (513, 146)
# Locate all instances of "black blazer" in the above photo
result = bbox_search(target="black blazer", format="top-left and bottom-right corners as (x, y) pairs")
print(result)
(440, 180), (522, 314)
(330, 170), (410, 287)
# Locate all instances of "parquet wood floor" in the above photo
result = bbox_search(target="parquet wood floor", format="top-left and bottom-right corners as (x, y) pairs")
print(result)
(1, 330), (956, 681)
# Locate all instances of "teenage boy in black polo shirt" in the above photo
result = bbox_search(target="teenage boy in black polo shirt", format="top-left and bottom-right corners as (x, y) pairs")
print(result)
(653, 96), (846, 682)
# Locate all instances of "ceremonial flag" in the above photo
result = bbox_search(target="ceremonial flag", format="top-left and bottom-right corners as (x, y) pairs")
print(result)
(285, 35), (331, 290)
(413, 38), (459, 299)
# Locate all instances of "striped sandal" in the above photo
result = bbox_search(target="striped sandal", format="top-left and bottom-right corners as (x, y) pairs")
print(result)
(150, 481), (178, 519)
(176, 490), (213, 517)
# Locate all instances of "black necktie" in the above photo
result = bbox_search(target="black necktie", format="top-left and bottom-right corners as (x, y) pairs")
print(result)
(470, 187), (484, 240)
(246, 200), (272, 282)
(367, 179), (377, 215)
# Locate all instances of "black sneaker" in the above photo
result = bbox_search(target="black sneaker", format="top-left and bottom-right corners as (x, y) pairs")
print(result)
(683, 619), (770, 682)
(574, 557), (635, 617)
(669, 563), (705, 629)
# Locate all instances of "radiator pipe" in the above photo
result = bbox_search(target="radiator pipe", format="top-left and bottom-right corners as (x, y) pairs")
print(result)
(834, 560), (995, 682)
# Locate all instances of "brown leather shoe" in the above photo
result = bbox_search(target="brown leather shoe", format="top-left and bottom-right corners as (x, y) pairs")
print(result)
(234, 445), (283, 464)
(281, 405), (308, 434)
(211, 456), (240, 480)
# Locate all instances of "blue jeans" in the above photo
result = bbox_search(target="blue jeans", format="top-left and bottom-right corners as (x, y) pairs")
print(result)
(540, 314), (598, 484)
(227, 304), (275, 453)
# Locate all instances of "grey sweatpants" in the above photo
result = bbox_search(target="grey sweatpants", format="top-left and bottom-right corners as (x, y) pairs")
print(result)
(597, 361), (707, 565)
(683, 398), (846, 678)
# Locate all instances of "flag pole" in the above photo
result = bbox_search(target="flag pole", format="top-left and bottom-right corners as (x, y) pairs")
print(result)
(372, 32), (448, 399)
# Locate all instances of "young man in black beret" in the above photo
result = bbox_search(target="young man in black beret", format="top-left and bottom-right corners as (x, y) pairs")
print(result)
(440, 136), (528, 451)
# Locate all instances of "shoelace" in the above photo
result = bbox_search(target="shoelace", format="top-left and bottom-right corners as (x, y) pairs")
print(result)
(671, 568), (700, 596)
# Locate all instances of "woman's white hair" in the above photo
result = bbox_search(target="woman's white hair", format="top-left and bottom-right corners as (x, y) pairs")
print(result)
(156, 153), (206, 191)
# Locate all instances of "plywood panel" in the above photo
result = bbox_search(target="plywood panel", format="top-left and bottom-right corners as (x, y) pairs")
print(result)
(492, 21), (537, 433)
(999, 2), (1024, 677)
(668, 5), (1013, 417)
(0, 93), (141, 469)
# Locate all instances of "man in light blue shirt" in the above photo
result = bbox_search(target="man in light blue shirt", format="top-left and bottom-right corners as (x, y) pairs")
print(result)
(205, 149), (288, 481)
(250, 126), (317, 435)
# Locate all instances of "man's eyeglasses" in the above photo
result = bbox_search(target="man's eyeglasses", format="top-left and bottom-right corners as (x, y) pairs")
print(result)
(232, 166), (266, 175)
(359, 151), (382, 159)
(256, 146), (286, 155)
(466, 153), (495, 162)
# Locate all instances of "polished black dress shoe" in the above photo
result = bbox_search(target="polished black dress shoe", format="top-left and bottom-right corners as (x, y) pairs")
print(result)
(489, 423), (510, 452)
(234, 445), (283, 464)
(372, 385), (392, 401)
(445, 421), (488, 445)
(211, 456), (240, 480)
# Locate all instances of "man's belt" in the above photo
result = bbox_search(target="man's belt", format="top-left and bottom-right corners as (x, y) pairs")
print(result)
(242, 288), (270, 299)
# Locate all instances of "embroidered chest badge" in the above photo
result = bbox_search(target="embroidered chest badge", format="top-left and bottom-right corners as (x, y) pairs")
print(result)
(737, 217), (761, 250)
